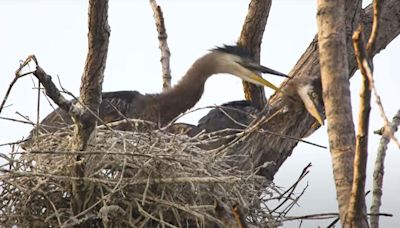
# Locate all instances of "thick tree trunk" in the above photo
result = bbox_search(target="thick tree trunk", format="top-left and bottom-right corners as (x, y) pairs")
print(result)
(316, 0), (357, 226)
(238, 0), (272, 109)
(70, 0), (110, 226)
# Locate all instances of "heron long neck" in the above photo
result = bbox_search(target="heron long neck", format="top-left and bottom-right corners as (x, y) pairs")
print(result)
(154, 53), (216, 125)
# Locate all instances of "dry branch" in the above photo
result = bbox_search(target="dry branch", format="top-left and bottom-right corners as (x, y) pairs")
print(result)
(149, 0), (172, 90)
(367, 0), (384, 55)
(347, 0), (384, 225)
(33, 65), (79, 115)
(238, 0), (272, 109)
(0, 55), (39, 114)
(370, 109), (400, 228)
(348, 27), (371, 228)
(281, 212), (392, 223)
(271, 163), (311, 214)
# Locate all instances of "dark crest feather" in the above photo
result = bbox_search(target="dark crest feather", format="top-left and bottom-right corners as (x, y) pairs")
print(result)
(212, 45), (253, 59)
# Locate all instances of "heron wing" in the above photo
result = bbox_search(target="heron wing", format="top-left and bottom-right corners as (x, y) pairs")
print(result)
(36, 90), (144, 134)
(187, 100), (259, 136)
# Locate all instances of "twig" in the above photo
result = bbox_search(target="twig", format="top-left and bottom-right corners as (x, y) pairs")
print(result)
(42, 192), (64, 228)
(0, 55), (38, 114)
(271, 163), (311, 214)
(370, 109), (400, 228)
(259, 129), (327, 149)
(216, 106), (250, 129)
(326, 217), (340, 228)
(15, 111), (36, 126)
(280, 182), (309, 216)
(149, 0), (171, 90)
(0, 116), (35, 125)
(281, 212), (392, 222)
(0, 77), (19, 114)
(0, 139), (29, 147)
(135, 200), (179, 228)
(0, 168), (247, 185)
(363, 60), (400, 148)
(35, 80), (41, 139)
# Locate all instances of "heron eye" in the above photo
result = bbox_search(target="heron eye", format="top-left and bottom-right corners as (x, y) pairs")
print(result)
(311, 91), (318, 98)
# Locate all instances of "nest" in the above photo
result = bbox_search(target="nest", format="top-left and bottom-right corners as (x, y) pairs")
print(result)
(0, 120), (280, 227)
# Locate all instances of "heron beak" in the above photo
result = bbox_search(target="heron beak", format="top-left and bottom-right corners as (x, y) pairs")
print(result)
(239, 61), (289, 92)
(297, 85), (325, 126)
(239, 61), (290, 78)
(249, 73), (282, 92)
(305, 98), (325, 126)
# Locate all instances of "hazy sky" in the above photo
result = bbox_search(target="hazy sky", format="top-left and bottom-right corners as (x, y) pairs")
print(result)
(0, 1), (399, 227)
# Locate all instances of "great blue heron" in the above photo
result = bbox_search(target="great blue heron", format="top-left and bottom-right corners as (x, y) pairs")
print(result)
(34, 45), (290, 133)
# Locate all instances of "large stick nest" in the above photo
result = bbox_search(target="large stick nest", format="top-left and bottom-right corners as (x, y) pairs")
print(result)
(0, 120), (281, 227)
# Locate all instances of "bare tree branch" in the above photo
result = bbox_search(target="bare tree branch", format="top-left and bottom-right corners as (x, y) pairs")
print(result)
(238, 0), (272, 109)
(33, 65), (80, 116)
(347, 1), (385, 225)
(149, 0), (171, 90)
(0, 55), (39, 114)
(348, 27), (371, 228)
(370, 110), (400, 228)
(367, 0), (384, 55)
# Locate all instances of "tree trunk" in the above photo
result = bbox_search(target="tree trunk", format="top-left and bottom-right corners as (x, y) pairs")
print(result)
(71, 0), (110, 151)
(316, 0), (356, 226)
(70, 0), (110, 226)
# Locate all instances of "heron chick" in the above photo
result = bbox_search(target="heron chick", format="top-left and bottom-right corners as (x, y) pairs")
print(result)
(35, 45), (288, 133)
(295, 83), (325, 126)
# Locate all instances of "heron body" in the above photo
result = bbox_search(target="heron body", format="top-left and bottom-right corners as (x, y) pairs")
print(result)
(36, 45), (289, 133)
(187, 100), (259, 137)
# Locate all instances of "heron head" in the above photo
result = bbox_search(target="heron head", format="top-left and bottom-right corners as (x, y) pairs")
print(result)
(296, 83), (325, 126)
(212, 45), (289, 92)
